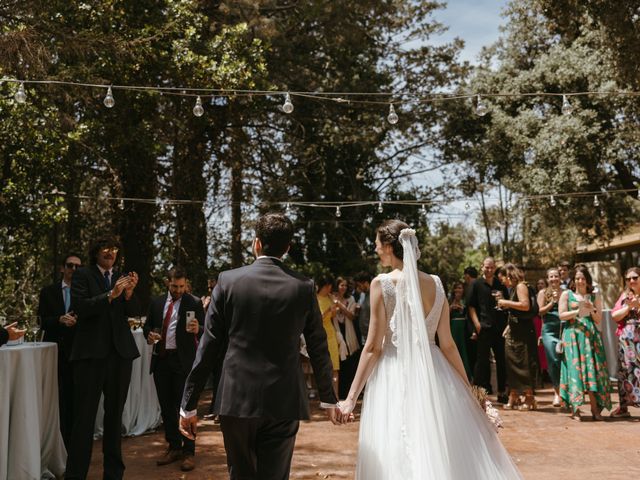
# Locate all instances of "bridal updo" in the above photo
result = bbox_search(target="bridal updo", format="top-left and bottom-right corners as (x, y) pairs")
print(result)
(376, 219), (410, 260)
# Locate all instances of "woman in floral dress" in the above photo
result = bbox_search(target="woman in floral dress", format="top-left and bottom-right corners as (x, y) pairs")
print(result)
(610, 267), (640, 418)
(558, 264), (611, 420)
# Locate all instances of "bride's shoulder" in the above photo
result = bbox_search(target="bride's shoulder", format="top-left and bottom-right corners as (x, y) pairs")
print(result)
(417, 271), (439, 287)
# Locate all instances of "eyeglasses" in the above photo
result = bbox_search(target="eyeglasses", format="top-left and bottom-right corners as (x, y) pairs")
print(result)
(100, 247), (119, 254)
(626, 275), (639, 281)
(65, 263), (82, 269)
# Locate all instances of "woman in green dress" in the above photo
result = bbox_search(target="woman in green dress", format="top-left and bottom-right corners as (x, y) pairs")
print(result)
(537, 268), (563, 407)
(449, 281), (471, 380)
(558, 265), (611, 420)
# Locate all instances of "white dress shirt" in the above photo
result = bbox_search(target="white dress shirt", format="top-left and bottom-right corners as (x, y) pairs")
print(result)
(163, 292), (182, 350)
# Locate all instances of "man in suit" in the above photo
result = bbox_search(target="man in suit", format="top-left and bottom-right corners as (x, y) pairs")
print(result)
(65, 236), (141, 480)
(0, 322), (26, 346)
(144, 267), (204, 472)
(179, 213), (339, 480)
(354, 271), (372, 345)
(38, 252), (82, 448)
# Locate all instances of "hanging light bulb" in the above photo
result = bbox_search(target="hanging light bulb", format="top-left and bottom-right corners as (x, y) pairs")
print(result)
(561, 95), (573, 115)
(475, 95), (488, 117)
(387, 103), (399, 124)
(282, 92), (294, 114)
(377, 202), (383, 213)
(550, 195), (556, 207)
(335, 206), (341, 218)
(193, 96), (204, 117)
(118, 199), (125, 210)
(464, 202), (470, 210)
(14, 82), (26, 104)
(593, 195), (600, 207)
(285, 202), (291, 213)
(421, 204), (427, 215)
(104, 86), (115, 108)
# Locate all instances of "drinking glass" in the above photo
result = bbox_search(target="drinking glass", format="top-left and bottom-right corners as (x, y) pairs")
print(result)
(151, 327), (161, 344)
(30, 324), (41, 345)
(491, 290), (503, 310)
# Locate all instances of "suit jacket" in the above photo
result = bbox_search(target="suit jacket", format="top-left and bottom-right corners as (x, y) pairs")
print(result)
(69, 265), (141, 361)
(144, 292), (205, 375)
(0, 326), (7, 346)
(181, 257), (337, 420)
(38, 282), (76, 360)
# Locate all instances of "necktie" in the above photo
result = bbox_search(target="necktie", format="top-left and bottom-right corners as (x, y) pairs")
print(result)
(63, 286), (70, 313)
(158, 298), (175, 356)
(104, 271), (111, 290)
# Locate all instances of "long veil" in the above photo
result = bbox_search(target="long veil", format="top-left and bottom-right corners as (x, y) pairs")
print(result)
(395, 228), (451, 478)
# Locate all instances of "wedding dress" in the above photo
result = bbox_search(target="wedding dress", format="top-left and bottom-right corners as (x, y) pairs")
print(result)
(356, 230), (522, 479)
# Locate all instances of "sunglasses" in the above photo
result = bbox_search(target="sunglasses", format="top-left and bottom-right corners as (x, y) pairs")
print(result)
(100, 247), (119, 254)
(65, 263), (82, 269)
(626, 275), (639, 281)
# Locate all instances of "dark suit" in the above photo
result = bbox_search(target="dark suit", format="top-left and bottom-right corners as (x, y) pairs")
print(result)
(181, 257), (337, 480)
(144, 292), (204, 455)
(65, 265), (141, 480)
(0, 326), (7, 346)
(38, 282), (77, 447)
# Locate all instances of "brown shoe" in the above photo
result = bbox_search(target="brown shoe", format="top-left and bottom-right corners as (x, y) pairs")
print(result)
(157, 449), (182, 466)
(181, 454), (195, 472)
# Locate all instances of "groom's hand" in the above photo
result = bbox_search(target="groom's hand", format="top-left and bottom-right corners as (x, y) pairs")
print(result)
(326, 407), (341, 425)
(179, 414), (198, 440)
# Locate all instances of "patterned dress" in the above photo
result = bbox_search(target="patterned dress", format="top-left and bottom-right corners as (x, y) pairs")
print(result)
(612, 292), (640, 408)
(559, 291), (611, 411)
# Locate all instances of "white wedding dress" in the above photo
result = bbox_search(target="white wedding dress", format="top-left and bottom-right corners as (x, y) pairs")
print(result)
(356, 232), (522, 479)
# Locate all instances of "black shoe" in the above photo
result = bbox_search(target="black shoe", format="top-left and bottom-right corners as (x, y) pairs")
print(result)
(496, 393), (509, 404)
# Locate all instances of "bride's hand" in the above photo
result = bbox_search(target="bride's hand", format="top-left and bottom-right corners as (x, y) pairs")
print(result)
(337, 399), (355, 423)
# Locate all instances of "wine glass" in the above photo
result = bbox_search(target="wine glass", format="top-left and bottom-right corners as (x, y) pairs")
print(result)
(491, 290), (503, 310)
(151, 327), (162, 344)
(30, 323), (41, 346)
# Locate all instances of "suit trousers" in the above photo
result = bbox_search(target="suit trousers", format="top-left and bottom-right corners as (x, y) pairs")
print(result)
(153, 351), (195, 454)
(473, 325), (506, 394)
(219, 416), (300, 480)
(65, 349), (132, 480)
(58, 356), (75, 449)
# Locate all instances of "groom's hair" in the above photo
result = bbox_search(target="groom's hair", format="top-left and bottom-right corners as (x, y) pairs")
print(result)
(376, 219), (409, 260)
(255, 213), (293, 257)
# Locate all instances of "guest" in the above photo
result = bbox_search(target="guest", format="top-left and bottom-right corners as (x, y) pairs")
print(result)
(558, 261), (571, 290)
(37, 253), (82, 448)
(609, 267), (640, 418)
(558, 264), (611, 420)
(0, 322), (26, 346)
(333, 276), (360, 398)
(463, 266), (479, 377)
(65, 236), (141, 480)
(317, 275), (342, 396)
(449, 281), (471, 380)
(144, 267), (204, 471)
(467, 257), (508, 402)
(533, 278), (548, 386)
(537, 269), (563, 407)
(497, 264), (539, 410)
(201, 274), (218, 311)
(354, 272), (372, 345)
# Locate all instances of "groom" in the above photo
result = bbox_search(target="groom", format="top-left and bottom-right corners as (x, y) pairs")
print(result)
(179, 212), (339, 479)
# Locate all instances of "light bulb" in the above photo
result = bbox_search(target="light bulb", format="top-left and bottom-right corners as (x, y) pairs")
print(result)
(335, 206), (341, 217)
(464, 202), (470, 210)
(550, 195), (556, 207)
(421, 204), (427, 214)
(285, 202), (291, 214)
(193, 96), (204, 117)
(104, 86), (115, 108)
(118, 199), (125, 210)
(475, 95), (488, 117)
(377, 202), (383, 213)
(561, 95), (573, 115)
(387, 104), (399, 124)
(593, 195), (599, 207)
(282, 92), (294, 114)
(14, 82), (26, 104)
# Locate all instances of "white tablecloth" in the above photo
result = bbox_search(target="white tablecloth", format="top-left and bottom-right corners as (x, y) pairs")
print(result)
(94, 329), (161, 437)
(0, 342), (67, 480)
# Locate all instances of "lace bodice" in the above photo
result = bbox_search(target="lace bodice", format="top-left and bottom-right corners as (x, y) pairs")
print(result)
(379, 273), (445, 345)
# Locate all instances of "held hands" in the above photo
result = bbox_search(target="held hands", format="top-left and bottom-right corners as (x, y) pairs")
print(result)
(337, 399), (356, 424)
(179, 415), (197, 440)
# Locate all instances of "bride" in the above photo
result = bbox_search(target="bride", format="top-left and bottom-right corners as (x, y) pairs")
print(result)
(338, 220), (522, 479)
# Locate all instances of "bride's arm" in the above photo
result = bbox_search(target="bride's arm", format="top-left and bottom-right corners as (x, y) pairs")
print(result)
(339, 277), (386, 413)
(436, 300), (471, 386)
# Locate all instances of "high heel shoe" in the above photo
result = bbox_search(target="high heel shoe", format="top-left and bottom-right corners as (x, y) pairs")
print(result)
(519, 395), (538, 411)
(503, 395), (521, 410)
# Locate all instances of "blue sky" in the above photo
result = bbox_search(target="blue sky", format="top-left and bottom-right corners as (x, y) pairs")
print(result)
(431, 0), (508, 64)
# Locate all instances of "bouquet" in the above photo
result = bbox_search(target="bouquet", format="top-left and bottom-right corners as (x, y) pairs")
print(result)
(472, 386), (503, 432)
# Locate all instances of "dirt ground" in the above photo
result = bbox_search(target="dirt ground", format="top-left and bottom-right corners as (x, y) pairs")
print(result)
(87, 387), (640, 479)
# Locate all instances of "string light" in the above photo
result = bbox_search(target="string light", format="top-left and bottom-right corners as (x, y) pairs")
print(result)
(335, 206), (341, 217)
(550, 195), (556, 207)
(193, 96), (204, 117)
(387, 104), (399, 124)
(377, 202), (384, 213)
(421, 204), (427, 215)
(593, 195), (600, 207)
(475, 95), (488, 117)
(103, 86), (115, 108)
(561, 95), (573, 115)
(14, 82), (26, 104)
(282, 92), (294, 114)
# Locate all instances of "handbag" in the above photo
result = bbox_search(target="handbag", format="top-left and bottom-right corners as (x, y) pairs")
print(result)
(555, 322), (564, 357)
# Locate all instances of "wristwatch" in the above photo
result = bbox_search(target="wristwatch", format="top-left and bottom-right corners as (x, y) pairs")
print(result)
(107, 289), (113, 301)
